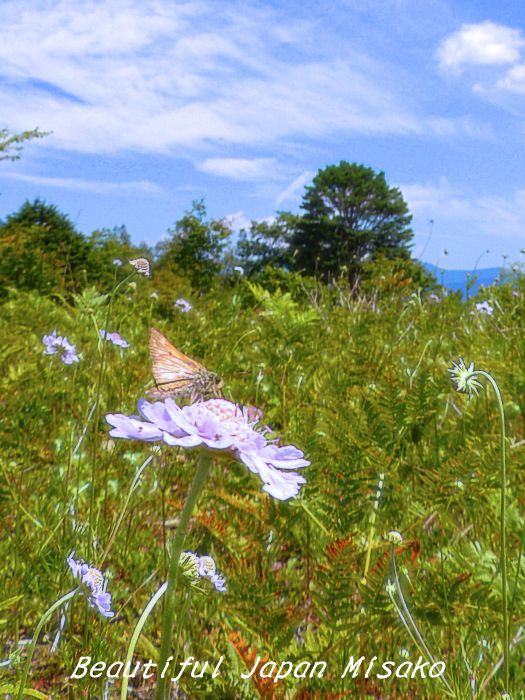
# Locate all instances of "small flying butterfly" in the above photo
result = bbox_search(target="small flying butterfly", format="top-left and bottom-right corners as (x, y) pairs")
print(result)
(129, 257), (151, 277)
(148, 327), (222, 403)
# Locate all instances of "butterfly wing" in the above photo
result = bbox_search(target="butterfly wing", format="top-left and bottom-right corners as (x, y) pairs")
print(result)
(149, 327), (203, 395)
(129, 257), (151, 277)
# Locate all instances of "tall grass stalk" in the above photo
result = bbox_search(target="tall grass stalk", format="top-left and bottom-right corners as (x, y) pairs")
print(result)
(88, 270), (137, 561)
(472, 370), (509, 691)
(120, 582), (167, 699)
(388, 544), (455, 697)
(155, 453), (212, 700)
(16, 589), (78, 700)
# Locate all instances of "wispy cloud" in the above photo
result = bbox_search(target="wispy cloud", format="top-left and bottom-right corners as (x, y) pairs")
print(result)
(0, 0), (475, 160)
(437, 21), (524, 73)
(275, 170), (313, 206)
(198, 158), (276, 180)
(1, 172), (165, 195)
(401, 178), (525, 240)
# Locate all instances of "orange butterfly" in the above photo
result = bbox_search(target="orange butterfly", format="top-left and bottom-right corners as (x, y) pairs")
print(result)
(147, 328), (222, 402)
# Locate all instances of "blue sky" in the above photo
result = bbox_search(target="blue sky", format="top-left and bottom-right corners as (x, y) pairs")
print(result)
(1, 0), (525, 269)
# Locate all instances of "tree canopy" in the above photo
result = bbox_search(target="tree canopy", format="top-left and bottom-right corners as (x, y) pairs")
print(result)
(290, 161), (413, 280)
(235, 213), (295, 277)
(155, 200), (231, 289)
(0, 199), (91, 295)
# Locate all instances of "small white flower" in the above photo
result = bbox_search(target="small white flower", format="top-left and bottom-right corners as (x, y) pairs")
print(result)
(383, 530), (403, 545)
(448, 359), (483, 399)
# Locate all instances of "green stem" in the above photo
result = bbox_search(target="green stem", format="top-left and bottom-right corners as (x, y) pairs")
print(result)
(171, 592), (192, 681)
(362, 472), (384, 584)
(16, 588), (78, 700)
(390, 546), (456, 697)
(474, 370), (509, 691)
(120, 582), (167, 699)
(88, 270), (136, 561)
(99, 455), (153, 567)
(155, 453), (212, 700)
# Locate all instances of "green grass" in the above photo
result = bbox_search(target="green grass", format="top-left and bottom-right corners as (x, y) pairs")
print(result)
(1, 269), (524, 698)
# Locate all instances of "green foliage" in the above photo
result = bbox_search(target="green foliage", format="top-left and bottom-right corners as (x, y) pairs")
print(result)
(1, 266), (523, 697)
(0, 127), (49, 162)
(85, 225), (151, 288)
(0, 199), (92, 297)
(235, 213), (295, 276)
(156, 200), (232, 290)
(290, 161), (413, 281)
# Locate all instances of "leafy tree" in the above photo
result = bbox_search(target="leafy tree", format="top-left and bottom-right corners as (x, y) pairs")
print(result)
(235, 213), (295, 277)
(156, 200), (232, 289)
(0, 199), (91, 296)
(290, 161), (413, 281)
(0, 127), (49, 162)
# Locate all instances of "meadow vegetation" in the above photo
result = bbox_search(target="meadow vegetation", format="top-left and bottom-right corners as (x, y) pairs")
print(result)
(0, 176), (524, 698)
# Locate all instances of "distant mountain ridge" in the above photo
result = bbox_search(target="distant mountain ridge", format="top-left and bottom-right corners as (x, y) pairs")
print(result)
(422, 263), (501, 298)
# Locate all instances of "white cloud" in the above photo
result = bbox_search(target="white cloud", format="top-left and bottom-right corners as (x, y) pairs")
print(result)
(437, 21), (524, 72)
(225, 210), (275, 232)
(401, 178), (525, 239)
(275, 170), (313, 206)
(0, 0), (472, 159)
(497, 63), (525, 93)
(0, 172), (164, 195)
(225, 210), (251, 231)
(198, 158), (276, 180)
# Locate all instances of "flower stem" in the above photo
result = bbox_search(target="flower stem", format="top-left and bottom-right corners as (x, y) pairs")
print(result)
(362, 472), (384, 584)
(474, 370), (509, 691)
(390, 547), (456, 697)
(155, 453), (212, 700)
(120, 582), (167, 699)
(16, 588), (78, 700)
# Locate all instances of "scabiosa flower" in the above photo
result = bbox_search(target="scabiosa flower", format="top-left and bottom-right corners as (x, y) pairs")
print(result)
(448, 358), (483, 399)
(383, 530), (403, 545)
(100, 329), (130, 348)
(233, 266), (244, 275)
(475, 300), (494, 315)
(197, 555), (227, 592)
(106, 398), (308, 501)
(42, 330), (62, 355)
(67, 553), (114, 618)
(112, 258), (123, 266)
(429, 293), (440, 302)
(181, 552), (227, 592)
(175, 298), (192, 313)
(42, 331), (80, 365)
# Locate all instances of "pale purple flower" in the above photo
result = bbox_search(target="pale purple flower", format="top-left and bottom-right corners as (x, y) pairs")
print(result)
(100, 329), (130, 348)
(197, 555), (227, 592)
(475, 301), (494, 316)
(67, 553), (114, 618)
(429, 293), (440, 302)
(175, 298), (192, 313)
(42, 331), (79, 365)
(61, 350), (80, 365)
(234, 266), (244, 275)
(42, 330), (62, 355)
(183, 552), (227, 592)
(106, 398), (308, 501)
(112, 258), (123, 266)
